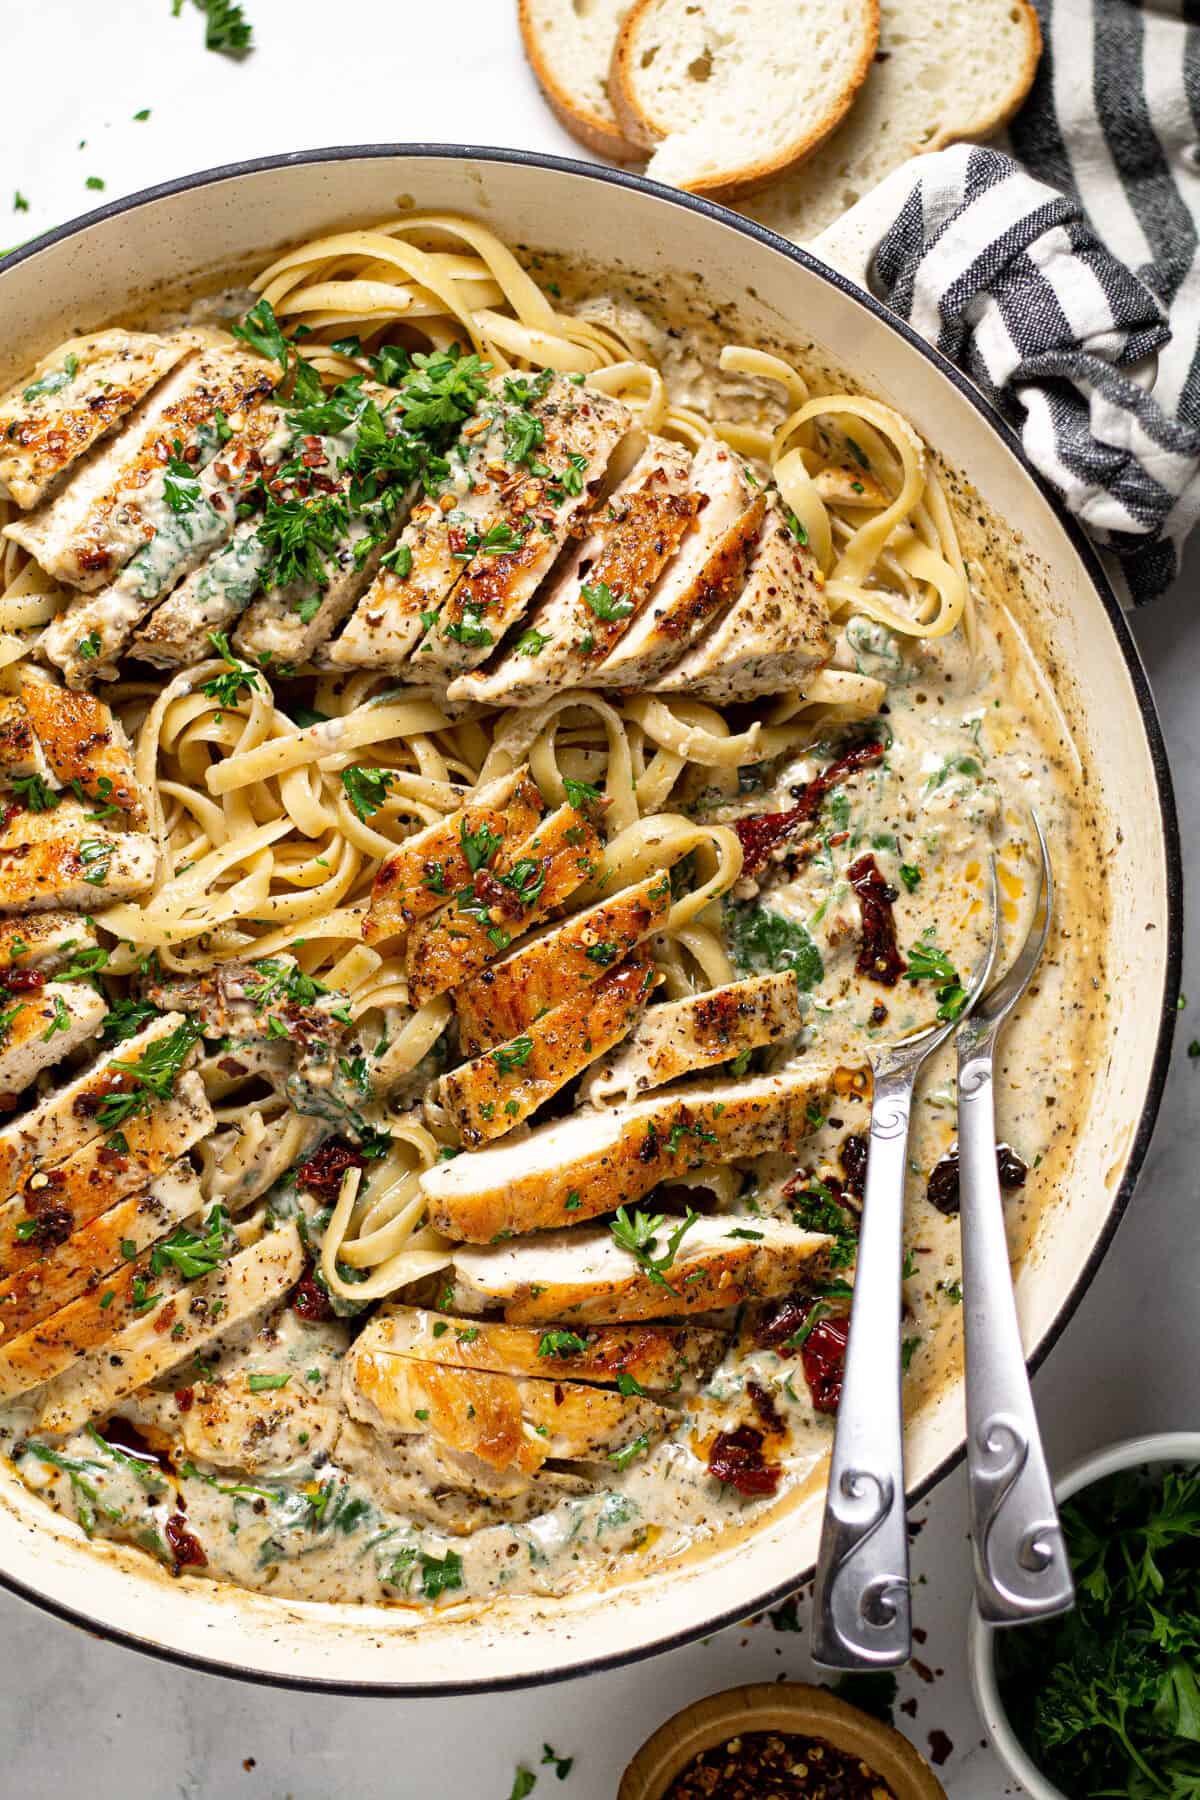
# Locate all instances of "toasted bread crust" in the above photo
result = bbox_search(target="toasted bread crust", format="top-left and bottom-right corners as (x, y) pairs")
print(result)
(518, 0), (647, 164)
(609, 0), (881, 200)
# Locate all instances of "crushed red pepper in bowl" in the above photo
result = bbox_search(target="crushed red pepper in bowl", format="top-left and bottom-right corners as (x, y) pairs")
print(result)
(664, 1729), (896, 1799)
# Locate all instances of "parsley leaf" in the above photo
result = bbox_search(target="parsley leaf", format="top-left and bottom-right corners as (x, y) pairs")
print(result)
(581, 581), (632, 622)
(609, 1205), (699, 1296)
(340, 765), (394, 823)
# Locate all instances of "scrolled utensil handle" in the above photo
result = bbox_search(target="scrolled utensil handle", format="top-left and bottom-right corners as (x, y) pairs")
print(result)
(812, 1066), (914, 1668)
(958, 1046), (1075, 1624)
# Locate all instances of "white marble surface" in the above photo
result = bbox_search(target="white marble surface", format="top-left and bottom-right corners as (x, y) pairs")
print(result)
(1, 5), (1196, 1794)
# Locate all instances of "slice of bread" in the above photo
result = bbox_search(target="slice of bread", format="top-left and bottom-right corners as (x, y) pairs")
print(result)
(743, 0), (1042, 242)
(518, 0), (644, 163)
(609, 0), (880, 199)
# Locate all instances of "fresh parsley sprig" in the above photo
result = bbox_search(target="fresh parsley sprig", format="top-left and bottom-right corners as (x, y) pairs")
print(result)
(609, 1205), (699, 1296)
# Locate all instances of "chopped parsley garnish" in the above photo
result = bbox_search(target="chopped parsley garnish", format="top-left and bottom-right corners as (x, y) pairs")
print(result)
(150, 1205), (231, 1280)
(388, 1546), (464, 1600)
(904, 935), (968, 1021)
(0, 1001), (25, 1042)
(380, 541), (412, 578)
(584, 941), (617, 965)
(538, 1330), (587, 1358)
(17, 1441), (121, 1535)
(609, 1433), (651, 1471)
(723, 898), (824, 989)
(76, 631), (101, 661)
(898, 863), (922, 892)
(460, 817), (502, 874)
(162, 439), (201, 514)
(9, 773), (58, 812)
(78, 839), (114, 886)
(247, 1372), (291, 1393)
(562, 776), (601, 811)
(581, 580), (632, 622)
(13, 192), (29, 213)
(41, 993), (71, 1043)
(541, 1744), (574, 1781)
(96, 1019), (201, 1130)
(490, 1035), (533, 1075)
(340, 764), (395, 822)
(100, 996), (161, 1043)
(442, 606), (494, 648)
(609, 1205), (699, 1296)
(789, 1179), (858, 1270)
(200, 632), (261, 711)
(516, 628), (549, 657)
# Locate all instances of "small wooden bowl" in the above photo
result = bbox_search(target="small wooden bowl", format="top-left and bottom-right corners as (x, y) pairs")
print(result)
(618, 1682), (947, 1800)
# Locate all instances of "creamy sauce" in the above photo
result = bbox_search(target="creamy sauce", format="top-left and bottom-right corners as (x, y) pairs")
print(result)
(0, 260), (1109, 1612)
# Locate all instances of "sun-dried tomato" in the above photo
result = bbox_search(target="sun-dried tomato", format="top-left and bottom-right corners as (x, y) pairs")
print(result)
(840, 1133), (869, 1199)
(847, 852), (906, 986)
(295, 1139), (366, 1200)
(754, 1295), (813, 1352)
(733, 739), (885, 874)
(1, 967), (44, 994)
(746, 1379), (785, 1436)
(707, 1424), (780, 1497)
(926, 1142), (1028, 1215)
(290, 1265), (334, 1322)
(801, 1314), (850, 1414)
(165, 1514), (206, 1567)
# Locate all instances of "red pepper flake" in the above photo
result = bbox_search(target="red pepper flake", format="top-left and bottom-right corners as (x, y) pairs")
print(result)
(733, 739), (885, 874)
(707, 1424), (780, 1497)
(665, 1729), (897, 1800)
(295, 1139), (366, 1200)
(847, 852), (907, 986)
(174, 1386), (195, 1412)
(152, 1299), (177, 1335)
(801, 1314), (850, 1415)
(165, 1513), (206, 1568)
(18, 1203), (73, 1249)
(290, 1265), (334, 1322)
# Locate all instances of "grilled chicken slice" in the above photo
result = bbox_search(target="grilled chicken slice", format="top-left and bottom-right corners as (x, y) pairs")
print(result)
(406, 801), (603, 1008)
(446, 436), (698, 708)
(31, 1221), (304, 1432)
(592, 441), (764, 689)
(653, 503), (831, 701)
(417, 379), (633, 676)
(0, 1011), (192, 1200)
(0, 330), (194, 510)
(582, 971), (806, 1106)
(422, 1064), (841, 1243)
(452, 1215), (831, 1325)
(8, 340), (276, 593)
(337, 1418), (591, 1533)
(440, 955), (656, 1146)
(42, 400), (291, 685)
(357, 1304), (725, 1393)
(454, 871), (673, 1056)
(329, 374), (628, 672)
(0, 912), (99, 975)
(131, 517), (268, 666)
(0, 1159), (201, 1341)
(0, 979), (106, 1102)
(346, 1344), (671, 1475)
(0, 695), (55, 788)
(0, 803), (157, 913)
(814, 464), (892, 508)
(17, 670), (147, 824)
(364, 767), (546, 946)
(0, 1071), (213, 1274)
(171, 1368), (341, 1476)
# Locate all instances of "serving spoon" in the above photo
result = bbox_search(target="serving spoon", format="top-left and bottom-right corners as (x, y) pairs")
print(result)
(812, 864), (999, 1670)
(956, 813), (1074, 1625)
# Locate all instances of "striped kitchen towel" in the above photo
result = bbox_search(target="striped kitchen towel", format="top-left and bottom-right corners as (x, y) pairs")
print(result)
(869, 0), (1200, 606)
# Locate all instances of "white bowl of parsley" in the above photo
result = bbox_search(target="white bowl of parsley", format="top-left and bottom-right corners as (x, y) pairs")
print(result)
(969, 1432), (1200, 1799)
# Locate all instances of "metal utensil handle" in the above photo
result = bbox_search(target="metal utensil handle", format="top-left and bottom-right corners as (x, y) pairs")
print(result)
(959, 1045), (1075, 1623)
(812, 1063), (914, 1668)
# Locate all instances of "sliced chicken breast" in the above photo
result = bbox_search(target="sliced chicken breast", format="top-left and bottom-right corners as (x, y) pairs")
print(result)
(364, 767), (545, 945)
(0, 806), (157, 914)
(7, 340), (276, 593)
(0, 1070), (213, 1273)
(329, 373), (628, 672)
(582, 971), (807, 1106)
(446, 436), (698, 707)
(439, 955), (656, 1146)
(174, 1368), (341, 1477)
(591, 441), (765, 689)
(130, 517), (268, 667)
(17, 670), (147, 824)
(0, 330), (194, 510)
(0, 1159), (201, 1341)
(0, 979), (107, 1102)
(406, 802), (603, 1007)
(420, 384), (632, 677)
(422, 1064), (841, 1243)
(346, 1345), (671, 1475)
(31, 1221), (304, 1432)
(452, 1215), (832, 1325)
(454, 870), (673, 1056)
(0, 912), (99, 975)
(0, 1011), (191, 1200)
(337, 1418), (591, 1534)
(356, 1304), (725, 1393)
(652, 503), (832, 701)
(42, 400), (291, 685)
(0, 694), (55, 788)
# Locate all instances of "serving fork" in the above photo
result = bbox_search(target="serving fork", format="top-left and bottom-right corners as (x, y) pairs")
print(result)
(811, 864), (1000, 1670)
(956, 814), (1074, 1625)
